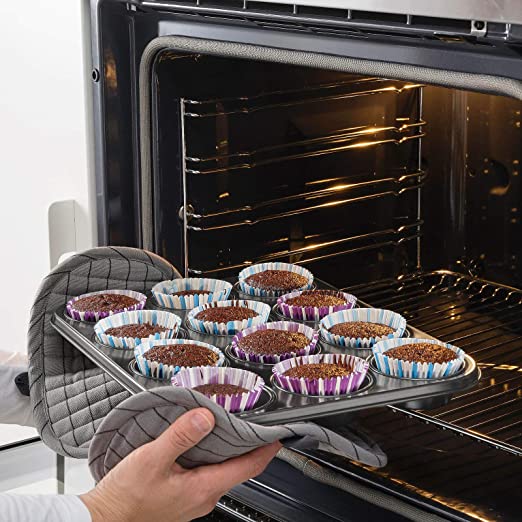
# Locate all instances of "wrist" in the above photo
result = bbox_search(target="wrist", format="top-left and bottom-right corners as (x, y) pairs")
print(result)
(80, 490), (128, 522)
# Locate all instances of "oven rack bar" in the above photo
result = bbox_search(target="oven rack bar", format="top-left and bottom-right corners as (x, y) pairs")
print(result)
(183, 81), (422, 118)
(184, 122), (425, 175)
(187, 170), (427, 224)
(342, 270), (522, 454)
(187, 179), (425, 231)
(187, 222), (422, 275)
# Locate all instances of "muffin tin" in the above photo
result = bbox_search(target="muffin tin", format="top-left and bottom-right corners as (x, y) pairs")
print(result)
(51, 279), (480, 425)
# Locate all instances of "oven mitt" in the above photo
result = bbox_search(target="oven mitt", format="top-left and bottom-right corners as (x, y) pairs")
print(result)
(89, 386), (387, 481)
(27, 246), (180, 458)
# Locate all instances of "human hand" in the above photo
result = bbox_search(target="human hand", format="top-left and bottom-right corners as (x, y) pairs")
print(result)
(81, 408), (281, 522)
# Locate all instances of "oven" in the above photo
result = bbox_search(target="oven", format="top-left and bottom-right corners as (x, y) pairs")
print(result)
(87, 1), (522, 520)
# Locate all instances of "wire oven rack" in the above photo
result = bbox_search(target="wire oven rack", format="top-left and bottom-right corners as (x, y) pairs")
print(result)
(343, 270), (522, 456)
(178, 76), (424, 277)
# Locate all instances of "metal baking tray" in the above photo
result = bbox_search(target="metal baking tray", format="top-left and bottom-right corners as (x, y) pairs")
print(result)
(51, 279), (480, 425)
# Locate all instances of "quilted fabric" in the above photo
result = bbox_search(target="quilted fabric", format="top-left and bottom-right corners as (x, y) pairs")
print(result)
(27, 247), (180, 458)
(89, 386), (387, 482)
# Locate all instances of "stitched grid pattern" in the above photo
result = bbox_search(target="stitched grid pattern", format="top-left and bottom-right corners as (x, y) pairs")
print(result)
(27, 246), (180, 458)
(88, 387), (387, 481)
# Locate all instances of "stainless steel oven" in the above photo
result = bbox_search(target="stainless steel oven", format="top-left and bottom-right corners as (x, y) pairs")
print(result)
(87, 1), (522, 520)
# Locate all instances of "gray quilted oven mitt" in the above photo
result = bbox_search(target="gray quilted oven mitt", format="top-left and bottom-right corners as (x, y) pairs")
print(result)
(89, 387), (387, 482)
(28, 246), (387, 471)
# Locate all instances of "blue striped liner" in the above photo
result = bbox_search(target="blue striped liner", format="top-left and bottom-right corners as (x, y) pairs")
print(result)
(187, 300), (271, 335)
(94, 310), (181, 349)
(238, 262), (313, 297)
(372, 337), (465, 379)
(135, 339), (225, 379)
(319, 308), (406, 348)
(151, 278), (232, 310)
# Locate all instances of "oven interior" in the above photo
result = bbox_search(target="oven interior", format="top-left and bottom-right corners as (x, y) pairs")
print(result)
(144, 52), (522, 518)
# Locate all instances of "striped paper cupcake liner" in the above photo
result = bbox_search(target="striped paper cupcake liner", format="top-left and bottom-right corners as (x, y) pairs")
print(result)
(151, 278), (232, 310)
(320, 308), (406, 349)
(135, 339), (225, 380)
(277, 289), (357, 322)
(187, 300), (270, 336)
(372, 337), (465, 379)
(94, 310), (181, 349)
(272, 353), (369, 396)
(172, 366), (264, 413)
(238, 262), (314, 298)
(231, 321), (319, 364)
(66, 289), (147, 322)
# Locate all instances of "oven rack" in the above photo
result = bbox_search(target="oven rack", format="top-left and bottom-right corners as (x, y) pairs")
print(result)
(187, 221), (422, 275)
(343, 270), (522, 456)
(184, 121), (425, 175)
(186, 170), (427, 228)
(183, 78), (422, 118)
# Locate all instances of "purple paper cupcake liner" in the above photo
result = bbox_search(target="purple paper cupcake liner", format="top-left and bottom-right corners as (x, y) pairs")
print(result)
(231, 321), (319, 364)
(171, 366), (264, 413)
(66, 289), (147, 322)
(272, 353), (369, 396)
(277, 289), (357, 322)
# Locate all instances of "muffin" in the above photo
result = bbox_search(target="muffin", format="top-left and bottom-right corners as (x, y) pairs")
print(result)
(94, 310), (181, 348)
(372, 338), (465, 379)
(231, 321), (319, 364)
(320, 308), (406, 349)
(277, 289), (357, 322)
(135, 339), (225, 379)
(273, 353), (369, 396)
(172, 367), (264, 413)
(66, 289), (147, 322)
(152, 278), (232, 310)
(238, 262), (313, 298)
(187, 300), (271, 336)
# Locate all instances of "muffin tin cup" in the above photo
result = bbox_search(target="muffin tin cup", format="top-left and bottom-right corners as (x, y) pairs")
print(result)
(230, 321), (319, 364)
(94, 310), (182, 349)
(171, 366), (265, 413)
(319, 308), (407, 349)
(151, 278), (232, 310)
(237, 262), (314, 299)
(225, 343), (323, 381)
(372, 337), (465, 379)
(66, 289), (147, 322)
(276, 290), (357, 322)
(272, 353), (369, 396)
(187, 299), (271, 336)
(134, 338), (225, 380)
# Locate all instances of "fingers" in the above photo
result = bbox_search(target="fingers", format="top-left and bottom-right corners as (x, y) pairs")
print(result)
(194, 441), (282, 494)
(149, 408), (215, 467)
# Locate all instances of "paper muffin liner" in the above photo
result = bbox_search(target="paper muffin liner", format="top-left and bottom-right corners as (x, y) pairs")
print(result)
(151, 278), (232, 310)
(66, 289), (147, 322)
(273, 353), (369, 396)
(187, 299), (271, 336)
(277, 290), (357, 322)
(372, 337), (465, 379)
(171, 366), (264, 413)
(135, 339), (225, 380)
(231, 321), (319, 364)
(238, 262), (314, 298)
(320, 308), (406, 349)
(94, 310), (181, 349)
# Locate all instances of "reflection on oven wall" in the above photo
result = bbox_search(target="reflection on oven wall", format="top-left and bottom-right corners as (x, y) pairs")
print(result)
(422, 88), (522, 286)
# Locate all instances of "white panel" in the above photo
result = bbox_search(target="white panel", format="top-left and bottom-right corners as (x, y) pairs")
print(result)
(0, 0), (96, 355)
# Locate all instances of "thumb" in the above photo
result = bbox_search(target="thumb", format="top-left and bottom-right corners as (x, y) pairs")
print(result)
(150, 408), (215, 466)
